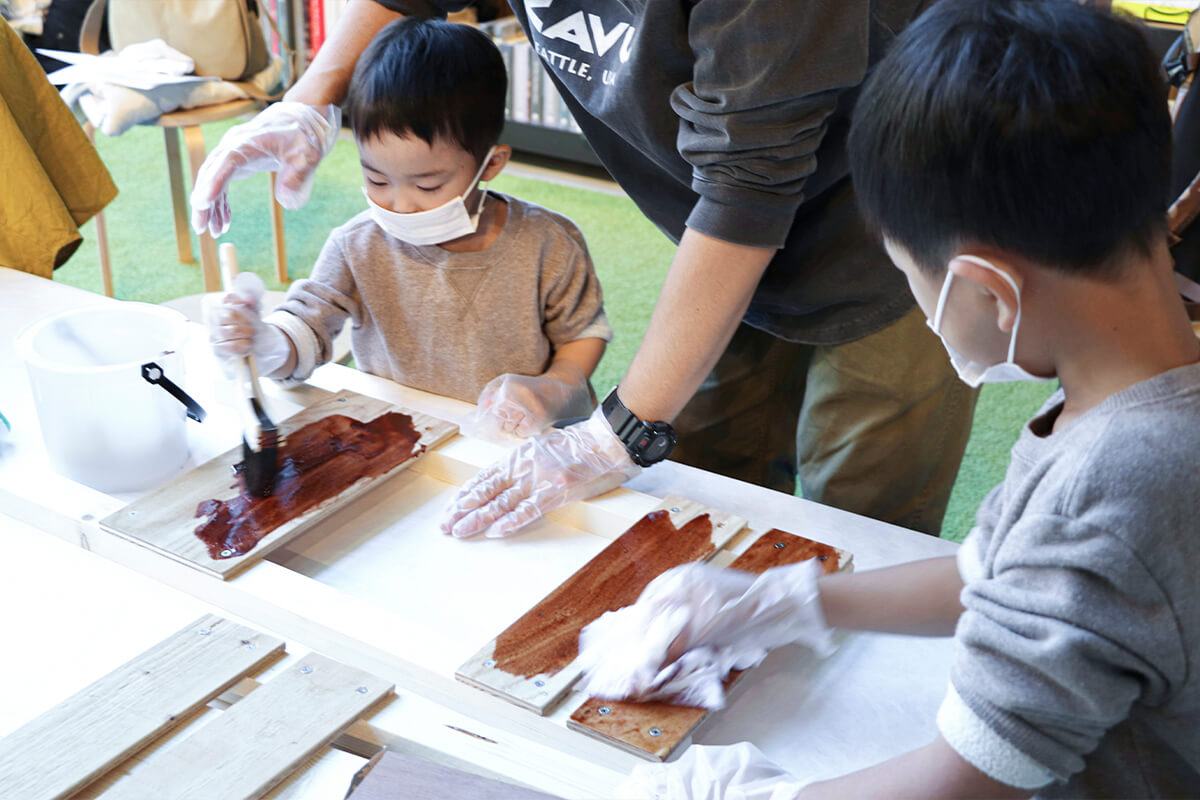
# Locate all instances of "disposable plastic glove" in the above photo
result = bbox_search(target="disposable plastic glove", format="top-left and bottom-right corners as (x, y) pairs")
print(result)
(440, 405), (640, 538)
(618, 742), (805, 800)
(461, 363), (595, 442)
(576, 560), (832, 709)
(206, 272), (292, 377)
(189, 102), (342, 237)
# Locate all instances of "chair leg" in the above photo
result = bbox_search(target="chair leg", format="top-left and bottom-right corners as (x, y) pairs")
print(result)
(268, 173), (288, 283)
(163, 127), (195, 265)
(181, 124), (222, 293)
(94, 206), (114, 298)
(84, 122), (115, 298)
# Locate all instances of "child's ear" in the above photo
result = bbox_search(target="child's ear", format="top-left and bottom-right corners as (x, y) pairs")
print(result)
(948, 255), (1023, 333)
(481, 146), (512, 181)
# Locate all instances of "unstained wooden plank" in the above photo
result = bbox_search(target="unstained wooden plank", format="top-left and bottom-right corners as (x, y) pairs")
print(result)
(0, 615), (283, 800)
(456, 496), (746, 715)
(98, 389), (457, 579)
(568, 529), (852, 760)
(97, 652), (393, 800)
(346, 750), (560, 800)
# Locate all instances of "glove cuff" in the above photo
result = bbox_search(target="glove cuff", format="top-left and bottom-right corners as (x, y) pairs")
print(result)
(254, 322), (293, 377)
(580, 406), (641, 476)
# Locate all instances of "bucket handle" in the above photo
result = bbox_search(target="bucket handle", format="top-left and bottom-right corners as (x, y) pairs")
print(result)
(141, 362), (207, 423)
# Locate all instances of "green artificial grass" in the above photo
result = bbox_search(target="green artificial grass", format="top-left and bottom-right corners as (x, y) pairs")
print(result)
(55, 118), (1057, 542)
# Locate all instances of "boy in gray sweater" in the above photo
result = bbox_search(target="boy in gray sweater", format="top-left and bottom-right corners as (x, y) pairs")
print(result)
(208, 18), (611, 437)
(575, 2), (1200, 797)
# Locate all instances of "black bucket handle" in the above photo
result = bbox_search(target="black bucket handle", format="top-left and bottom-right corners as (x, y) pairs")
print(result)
(141, 362), (207, 423)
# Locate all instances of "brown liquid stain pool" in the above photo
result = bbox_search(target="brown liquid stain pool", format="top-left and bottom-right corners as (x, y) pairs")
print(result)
(194, 411), (424, 560)
(491, 509), (716, 678)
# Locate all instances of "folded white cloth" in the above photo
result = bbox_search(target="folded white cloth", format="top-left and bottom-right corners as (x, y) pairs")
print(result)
(60, 40), (283, 137)
(2, 0), (51, 35)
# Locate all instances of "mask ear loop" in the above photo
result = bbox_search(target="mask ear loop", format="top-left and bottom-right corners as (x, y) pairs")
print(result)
(931, 268), (956, 334)
(469, 146), (497, 222)
(954, 254), (1023, 362)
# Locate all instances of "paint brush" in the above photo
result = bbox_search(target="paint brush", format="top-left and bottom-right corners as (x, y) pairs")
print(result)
(218, 242), (279, 497)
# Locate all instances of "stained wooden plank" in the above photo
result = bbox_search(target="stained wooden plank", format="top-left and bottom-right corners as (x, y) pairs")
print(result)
(456, 496), (746, 715)
(0, 615), (283, 800)
(568, 529), (852, 760)
(346, 750), (560, 800)
(99, 389), (457, 579)
(96, 652), (393, 800)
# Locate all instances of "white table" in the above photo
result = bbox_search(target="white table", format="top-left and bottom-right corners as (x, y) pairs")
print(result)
(0, 268), (959, 797)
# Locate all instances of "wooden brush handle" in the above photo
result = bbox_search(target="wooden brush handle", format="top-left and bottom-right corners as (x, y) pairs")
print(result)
(217, 243), (269, 437)
(218, 242), (240, 290)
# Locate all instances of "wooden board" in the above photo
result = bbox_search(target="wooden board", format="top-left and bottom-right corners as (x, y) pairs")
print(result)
(94, 652), (393, 800)
(568, 529), (852, 760)
(0, 615), (283, 800)
(456, 496), (746, 715)
(98, 389), (457, 579)
(346, 750), (560, 800)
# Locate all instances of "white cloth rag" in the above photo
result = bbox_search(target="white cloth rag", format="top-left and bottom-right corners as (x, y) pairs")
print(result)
(61, 39), (283, 137)
(576, 560), (833, 710)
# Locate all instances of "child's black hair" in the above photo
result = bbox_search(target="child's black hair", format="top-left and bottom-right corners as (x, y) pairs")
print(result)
(848, 0), (1171, 276)
(346, 17), (507, 165)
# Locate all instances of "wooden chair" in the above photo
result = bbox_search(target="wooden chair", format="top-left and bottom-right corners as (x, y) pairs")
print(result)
(78, 0), (292, 297)
(87, 99), (288, 297)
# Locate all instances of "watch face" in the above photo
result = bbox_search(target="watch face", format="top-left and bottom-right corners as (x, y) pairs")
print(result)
(632, 423), (676, 466)
(641, 433), (673, 463)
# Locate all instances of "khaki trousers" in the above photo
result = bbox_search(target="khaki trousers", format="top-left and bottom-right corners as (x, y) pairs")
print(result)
(670, 307), (978, 535)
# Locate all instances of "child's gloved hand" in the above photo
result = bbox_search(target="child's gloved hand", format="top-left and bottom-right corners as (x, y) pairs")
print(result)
(190, 102), (342, 237)
(462, 364), (595, 441)
(618, 742), (805, 800)
(441, 405), (640, 538)
(206, 272), (291, 376)
(575, 560), (833, 710)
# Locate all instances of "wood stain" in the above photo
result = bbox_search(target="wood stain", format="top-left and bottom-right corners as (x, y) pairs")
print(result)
(733, 529), (843, 576)
(194, 412), (424, 560)
(490, 509), (716, 679)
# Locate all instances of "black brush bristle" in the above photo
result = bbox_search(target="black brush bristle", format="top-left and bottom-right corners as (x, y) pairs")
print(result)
(241, 398), (279, 497)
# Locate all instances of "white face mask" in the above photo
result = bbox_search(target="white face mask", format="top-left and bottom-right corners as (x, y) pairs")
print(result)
(362, 146), (495, 245)
(927, 254), (1055, 388)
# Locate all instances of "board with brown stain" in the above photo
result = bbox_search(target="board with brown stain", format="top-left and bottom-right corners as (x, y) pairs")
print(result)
(456, 496), (747, 715)
(567, 529), (852, 760)
(99, 389), (457, 580)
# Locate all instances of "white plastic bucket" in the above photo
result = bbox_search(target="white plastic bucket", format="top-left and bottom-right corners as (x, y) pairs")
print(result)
(15, 303), (194, 493)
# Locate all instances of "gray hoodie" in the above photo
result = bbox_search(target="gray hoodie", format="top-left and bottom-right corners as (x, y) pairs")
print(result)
(375, 0), (932, 344)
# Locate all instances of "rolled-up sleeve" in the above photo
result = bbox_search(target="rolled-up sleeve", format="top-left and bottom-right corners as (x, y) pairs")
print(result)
(942, 513), (1185, 788)
(542, 226), (609, 347)
(674, 0), (871, 248)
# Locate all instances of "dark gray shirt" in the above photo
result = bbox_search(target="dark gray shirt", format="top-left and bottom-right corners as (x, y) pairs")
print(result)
(374, 0), (931, 344)
(941, 363), (1200, 798)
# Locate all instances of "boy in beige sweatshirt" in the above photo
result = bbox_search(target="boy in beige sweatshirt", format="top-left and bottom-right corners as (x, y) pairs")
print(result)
(208, 17), (611, 437)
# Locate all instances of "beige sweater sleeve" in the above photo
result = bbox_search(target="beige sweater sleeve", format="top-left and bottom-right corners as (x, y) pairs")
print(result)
(265, 232), (362, 382)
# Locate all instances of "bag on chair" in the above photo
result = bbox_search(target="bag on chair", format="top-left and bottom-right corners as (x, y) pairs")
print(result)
(88, 0), (270, 81)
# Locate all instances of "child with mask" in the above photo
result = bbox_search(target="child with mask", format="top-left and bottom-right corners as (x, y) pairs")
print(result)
(207, 17), (610, 438)
(575, 1), (1200, 797)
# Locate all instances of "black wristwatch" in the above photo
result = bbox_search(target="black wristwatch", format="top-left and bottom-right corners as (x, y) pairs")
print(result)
(601, 387), (677, 467)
